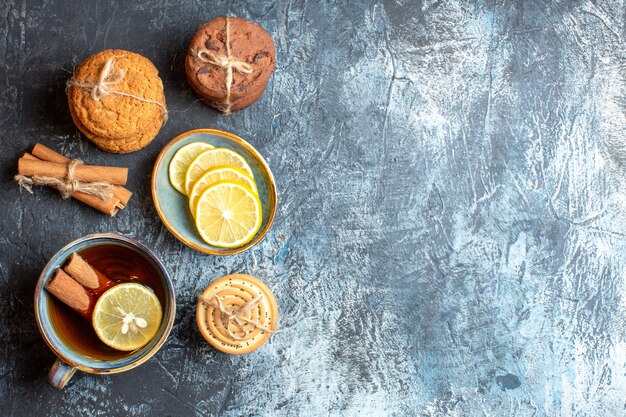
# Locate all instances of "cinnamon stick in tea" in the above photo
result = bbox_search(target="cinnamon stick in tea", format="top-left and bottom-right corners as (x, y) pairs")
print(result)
(45, 269), (96, 320)
(18, 158), (128, 185)
(31, 144), (132, 209)
(22, 153), (125, 216)
(64, 253), (115, 296)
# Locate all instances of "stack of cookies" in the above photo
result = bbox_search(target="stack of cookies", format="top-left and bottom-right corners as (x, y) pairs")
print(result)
(66, 17), (276, 156)
(197, 274), (278, 354)
(67, 49), (167, 154)
(185, 16), (276, 113)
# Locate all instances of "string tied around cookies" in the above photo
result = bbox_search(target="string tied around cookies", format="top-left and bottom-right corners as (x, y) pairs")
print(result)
(195, 49), (253, 75)
(66, 58), (168, 123)
(198, 294), (274, 340)
(193, 16), (254, 114)
(15, 159), (115, 201)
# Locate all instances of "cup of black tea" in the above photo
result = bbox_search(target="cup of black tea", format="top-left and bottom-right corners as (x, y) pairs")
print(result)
(34, 233), (176, 389)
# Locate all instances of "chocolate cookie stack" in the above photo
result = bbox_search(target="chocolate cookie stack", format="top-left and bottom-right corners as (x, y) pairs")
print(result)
(185, 16), (276, 113)
(67, 49), (167, 154)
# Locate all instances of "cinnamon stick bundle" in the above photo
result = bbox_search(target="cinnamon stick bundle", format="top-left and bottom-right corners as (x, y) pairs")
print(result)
(32, 145), (133, 212)
(17, 144), (132, 216)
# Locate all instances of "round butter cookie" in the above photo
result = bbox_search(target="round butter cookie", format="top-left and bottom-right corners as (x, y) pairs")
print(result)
(67, 49), (167, 154)
(197, 274), (278, 354)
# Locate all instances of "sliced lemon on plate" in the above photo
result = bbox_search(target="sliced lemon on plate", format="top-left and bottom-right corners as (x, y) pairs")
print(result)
(92, 283), (163, 351)
(188, 166), (258, 217)
(195, 181), (262, 248)
(184, 148), (254, 195)
(169, 142), (214, 195)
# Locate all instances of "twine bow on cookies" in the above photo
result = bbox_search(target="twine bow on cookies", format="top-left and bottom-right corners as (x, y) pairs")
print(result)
(75, 58), (125, 101)
(193, 16), (254, 114)
(199, 294), (274, 340)
(66, 58), (168, 122)
(15, 159), (115, 201)
(195, 49), (253, 75)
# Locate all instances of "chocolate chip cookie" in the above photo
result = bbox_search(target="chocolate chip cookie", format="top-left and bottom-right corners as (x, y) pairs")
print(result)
(185, 17), (275, 113)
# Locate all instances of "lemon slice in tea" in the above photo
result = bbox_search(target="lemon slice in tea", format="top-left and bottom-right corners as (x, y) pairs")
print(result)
(169, 142), (214, 195)
(184, 148), (254, 195)
(195, 181), (262, 248)
(188, 166), (258, 217)
(92, 283), (163, 351)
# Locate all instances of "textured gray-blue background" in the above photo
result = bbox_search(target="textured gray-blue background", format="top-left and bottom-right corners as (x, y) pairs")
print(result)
(1, 0), (624, 416)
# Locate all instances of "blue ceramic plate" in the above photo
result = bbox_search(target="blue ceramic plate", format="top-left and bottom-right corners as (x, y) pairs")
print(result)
(152, 129), (277, 255)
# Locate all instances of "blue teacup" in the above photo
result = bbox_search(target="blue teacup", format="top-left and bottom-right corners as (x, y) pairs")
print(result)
(34, 233), (176, 389)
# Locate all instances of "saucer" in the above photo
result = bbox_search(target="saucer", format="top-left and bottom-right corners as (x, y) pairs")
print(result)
(152, 129), (277, 255)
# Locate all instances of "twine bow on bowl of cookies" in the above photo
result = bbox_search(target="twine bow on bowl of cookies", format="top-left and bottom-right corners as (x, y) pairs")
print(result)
(151, 128), (277, 255)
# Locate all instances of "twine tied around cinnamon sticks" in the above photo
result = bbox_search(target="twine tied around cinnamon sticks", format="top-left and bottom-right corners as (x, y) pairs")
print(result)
(15, 158), (115, 201)
(15, 144), (132, 216)
(194, 16), (254, 114)
(199, 294), (274, 340)
(66, 58), (168, 123)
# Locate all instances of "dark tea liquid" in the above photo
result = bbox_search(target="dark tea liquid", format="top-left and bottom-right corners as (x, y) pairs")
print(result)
(48, 243), (166, 360)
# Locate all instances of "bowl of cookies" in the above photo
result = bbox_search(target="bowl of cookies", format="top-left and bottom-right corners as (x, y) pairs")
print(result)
(151, 128), (277, 255)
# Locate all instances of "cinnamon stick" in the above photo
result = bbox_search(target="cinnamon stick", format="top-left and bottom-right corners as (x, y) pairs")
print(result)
(31, 144), (132, 208)
(64, 253), (115, 296)
(18, 158), (128, 185)
(22, 153), (123, 216)
(45, 269), (96, 320)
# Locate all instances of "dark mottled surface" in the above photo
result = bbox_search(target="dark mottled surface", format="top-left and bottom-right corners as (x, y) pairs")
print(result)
(1, 1), (624, 416)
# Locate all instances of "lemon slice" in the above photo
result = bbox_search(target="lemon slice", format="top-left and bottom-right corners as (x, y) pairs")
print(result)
(188, 166), (258, 217)
(195, 181), (262, 248)
(184, 148), (254, 195)
(92, 283), (163, 351)
(169, 142), (214, 195)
